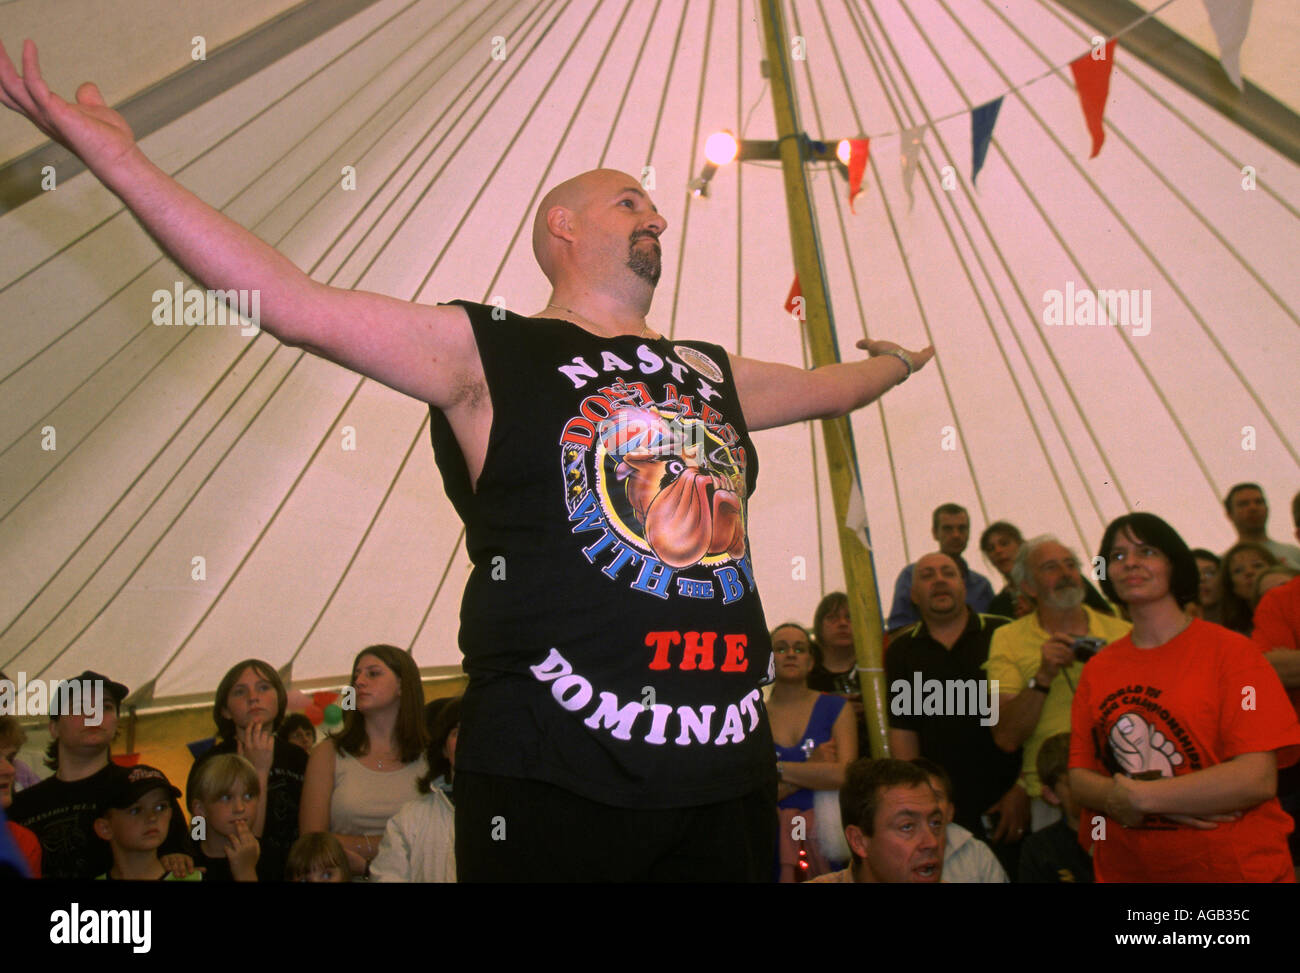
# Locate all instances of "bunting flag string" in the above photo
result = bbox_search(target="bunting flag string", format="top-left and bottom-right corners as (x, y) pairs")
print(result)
(1070, 40), (1118, 159)
(970, 97), (1003, 184)
(776, 0), (1249, 315)
(820, 0), (1180, 146)
(1203, 0), (1253, 90)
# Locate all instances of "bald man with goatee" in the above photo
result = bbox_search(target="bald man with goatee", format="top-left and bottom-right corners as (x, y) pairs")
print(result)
(2, 41), (934, 880)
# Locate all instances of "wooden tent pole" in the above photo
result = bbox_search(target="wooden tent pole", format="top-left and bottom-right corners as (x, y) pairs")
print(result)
(758, 0), (890, 759)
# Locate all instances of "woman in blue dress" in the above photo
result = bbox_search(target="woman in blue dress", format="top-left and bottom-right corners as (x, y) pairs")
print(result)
(767, 622), (858, 881)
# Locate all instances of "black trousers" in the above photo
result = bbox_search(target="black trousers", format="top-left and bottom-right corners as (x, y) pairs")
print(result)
(454, 770), (777, 882)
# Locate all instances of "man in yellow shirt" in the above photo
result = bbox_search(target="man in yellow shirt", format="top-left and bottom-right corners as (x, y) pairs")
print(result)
(986, 536), (1131, 831)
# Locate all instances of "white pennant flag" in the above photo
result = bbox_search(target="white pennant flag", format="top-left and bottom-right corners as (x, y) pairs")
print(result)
(900, 126), (925, 211)
(832, 423), (872, 551)
(1203, 0), (1253, 90)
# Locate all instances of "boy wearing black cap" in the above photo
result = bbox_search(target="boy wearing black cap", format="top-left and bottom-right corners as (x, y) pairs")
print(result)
(8, 671), (194, 879)
(92, 765), (201, 881)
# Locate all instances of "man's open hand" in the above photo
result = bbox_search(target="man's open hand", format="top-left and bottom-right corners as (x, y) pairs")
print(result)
(856, 338), (935, 376)
(0, 39), (138, 172)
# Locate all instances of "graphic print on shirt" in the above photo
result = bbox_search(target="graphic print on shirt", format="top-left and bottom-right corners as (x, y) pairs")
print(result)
(1109, 711), (1184, 777)
(521, 342), (767, 753)
(558, 347), (755, 604)
(1096, 684), (1202, 780)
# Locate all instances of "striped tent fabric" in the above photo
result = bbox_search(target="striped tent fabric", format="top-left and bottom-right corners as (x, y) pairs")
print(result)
(1, 0), (1296, 708)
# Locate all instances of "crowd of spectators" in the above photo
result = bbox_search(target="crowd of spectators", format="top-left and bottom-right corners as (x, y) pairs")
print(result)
(784, 485), (1300, 883)
(0, 648), (461, 883)
(3, 483), (1299, 884)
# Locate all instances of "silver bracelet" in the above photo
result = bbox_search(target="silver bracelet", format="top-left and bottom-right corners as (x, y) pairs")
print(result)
(879, 348), (914, 381)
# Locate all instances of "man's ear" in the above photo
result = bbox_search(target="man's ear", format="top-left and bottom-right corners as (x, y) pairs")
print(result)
(1041, 785), (1062, 808)
(845, 824), (869, 860)
(93, 816), (113, 841)
(546, 205), (577, 243)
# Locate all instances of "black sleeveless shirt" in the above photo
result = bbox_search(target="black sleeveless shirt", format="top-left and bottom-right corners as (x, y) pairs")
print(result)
(430, 301), (776, 807)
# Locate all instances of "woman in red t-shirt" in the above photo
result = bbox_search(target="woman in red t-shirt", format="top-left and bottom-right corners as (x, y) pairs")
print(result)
(1068, 513), (1300, 882)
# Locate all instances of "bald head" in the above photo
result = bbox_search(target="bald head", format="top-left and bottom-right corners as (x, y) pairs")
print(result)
(531, 170), (608, 282)
(531, 169), (664, 289)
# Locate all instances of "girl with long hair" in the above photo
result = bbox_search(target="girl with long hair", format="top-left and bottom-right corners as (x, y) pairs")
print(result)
(298, 645), (428, 878)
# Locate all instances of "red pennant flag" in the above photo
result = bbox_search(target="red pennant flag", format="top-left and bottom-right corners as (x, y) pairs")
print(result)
(1069, 40), (1117, 158)
(784, 275), (802, 318)
(847, 139), (869, 212)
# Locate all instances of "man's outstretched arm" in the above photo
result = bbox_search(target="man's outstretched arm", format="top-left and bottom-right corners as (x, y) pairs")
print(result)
(731, 338), (934, 431)
(0, 39), (476, 410)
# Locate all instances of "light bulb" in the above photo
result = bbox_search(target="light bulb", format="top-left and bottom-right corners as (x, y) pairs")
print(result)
(704, 131), (739, 166)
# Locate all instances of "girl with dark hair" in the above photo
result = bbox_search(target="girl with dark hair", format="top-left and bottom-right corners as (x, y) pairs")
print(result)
(1187, 548), (1222, 621)
(806, 592), (869, 757)
(1068, 513), (1300, 881)
(299, 645), (428, 879)
(194, 659), (306, 882)
(1216, 542), (1278, 635)
(808, 592), (850, 679)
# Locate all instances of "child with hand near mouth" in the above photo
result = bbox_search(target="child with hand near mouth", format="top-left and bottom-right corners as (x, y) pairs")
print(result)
(186, 753), (261, 881)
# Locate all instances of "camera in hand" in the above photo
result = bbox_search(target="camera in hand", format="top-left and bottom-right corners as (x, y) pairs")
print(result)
(1070, 635), (1107, 662)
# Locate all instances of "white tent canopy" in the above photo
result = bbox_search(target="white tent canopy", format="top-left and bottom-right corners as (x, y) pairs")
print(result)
(2, 0), (1297, 709)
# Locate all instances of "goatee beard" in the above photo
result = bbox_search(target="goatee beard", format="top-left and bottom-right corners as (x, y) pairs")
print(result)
(628, 238), (661, 286)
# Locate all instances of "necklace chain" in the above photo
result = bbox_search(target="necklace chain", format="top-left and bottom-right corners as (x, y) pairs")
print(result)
(546, 303), (650, 339)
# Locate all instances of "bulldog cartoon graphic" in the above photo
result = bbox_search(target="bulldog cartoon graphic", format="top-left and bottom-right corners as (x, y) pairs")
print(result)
(598, 406), (747, 570)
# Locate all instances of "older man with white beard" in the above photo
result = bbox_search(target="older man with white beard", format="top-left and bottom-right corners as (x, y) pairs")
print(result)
(986, 537), (1132, 831)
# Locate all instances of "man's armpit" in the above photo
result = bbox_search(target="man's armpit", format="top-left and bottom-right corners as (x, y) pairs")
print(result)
(447, 370), (487, 411)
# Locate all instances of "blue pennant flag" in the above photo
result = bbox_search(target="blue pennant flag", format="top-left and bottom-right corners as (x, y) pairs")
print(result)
(971, 97), (1003, 185)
